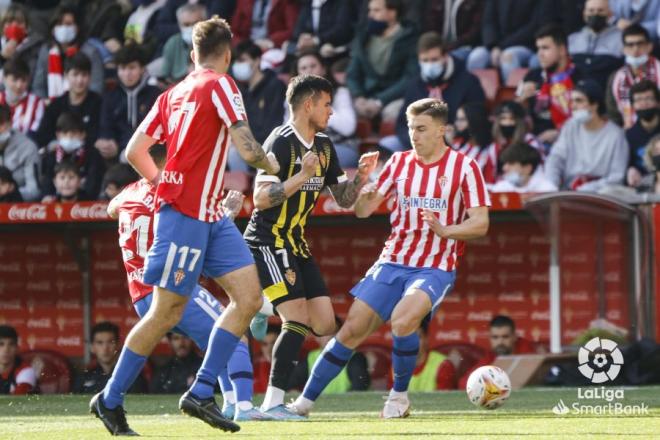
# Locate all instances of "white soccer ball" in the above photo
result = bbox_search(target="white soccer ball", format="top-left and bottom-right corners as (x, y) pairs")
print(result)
(466, 365), (512, 409)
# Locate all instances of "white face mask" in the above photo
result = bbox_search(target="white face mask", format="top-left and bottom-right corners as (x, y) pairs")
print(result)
(180, 26), (193, 45)
(232, 61), (253, 82)
(0, 130), (10, 144)
(59, 137), (83, 153)
(572, 108), (592, 124)
(419, 61), (444, 82)
(626, 53), (648, 68)
(503, 170), (523, 187)
(53, 24), (77, 45)
(4, 88), (26, 105)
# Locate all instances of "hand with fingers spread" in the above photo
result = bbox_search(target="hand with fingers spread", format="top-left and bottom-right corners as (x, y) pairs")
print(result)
(356, 151), (379, 184)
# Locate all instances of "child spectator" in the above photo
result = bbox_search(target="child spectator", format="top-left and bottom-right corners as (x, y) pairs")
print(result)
(490, 142), (557, 193)
(43, 160), (87, 203)
(0, 57), (45, 135)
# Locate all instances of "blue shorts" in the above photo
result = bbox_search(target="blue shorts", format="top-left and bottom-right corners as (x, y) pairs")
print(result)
(350, 262), (456, 322)
(134, 284), (224, 351)
(143, 204), (255, 295)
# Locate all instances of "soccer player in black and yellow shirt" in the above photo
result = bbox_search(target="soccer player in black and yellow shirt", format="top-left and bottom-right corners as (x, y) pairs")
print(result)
(243, 74), (378, 419)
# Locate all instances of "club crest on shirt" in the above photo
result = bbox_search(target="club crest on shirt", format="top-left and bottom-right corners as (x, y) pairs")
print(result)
(285, 268), (296, 285)
(174, 269), (186, 286)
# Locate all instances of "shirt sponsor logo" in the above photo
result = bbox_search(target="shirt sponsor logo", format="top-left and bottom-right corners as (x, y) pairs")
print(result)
(128, 267), (144, 282)
(301, 176), (324, 191)
(399, 196), (447, 211)
(161, 170), (183, 185)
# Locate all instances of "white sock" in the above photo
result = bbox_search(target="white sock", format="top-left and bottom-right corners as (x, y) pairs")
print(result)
(223, 390), (236, 405)
(261, 386), (285, 410)
(259, 297), (274, 316)
(237, 401), (253, 411)
(389, 389), (408, 400)
(294, 396), (314, 413)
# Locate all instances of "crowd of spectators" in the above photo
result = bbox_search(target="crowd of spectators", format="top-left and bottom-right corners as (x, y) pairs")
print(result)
(0, 0), (657, 203)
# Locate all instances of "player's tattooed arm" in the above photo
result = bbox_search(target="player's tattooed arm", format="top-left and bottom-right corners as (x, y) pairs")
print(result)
(253, 152), (319, 210)
(328, 151), (380, 208)
(229, 121), (279, 174)
(267, 182), (286, 206)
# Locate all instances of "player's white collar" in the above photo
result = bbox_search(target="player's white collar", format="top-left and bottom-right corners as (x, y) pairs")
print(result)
(287, 122), (314, 150)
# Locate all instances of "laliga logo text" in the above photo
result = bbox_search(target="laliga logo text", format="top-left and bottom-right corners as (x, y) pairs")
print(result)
(552, 338), (648, 416)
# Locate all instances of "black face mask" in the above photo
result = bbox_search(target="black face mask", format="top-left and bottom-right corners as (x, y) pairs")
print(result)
(455, 128), (470, 141)
(652, 154), (660, 170)
(586, 15), (608, 32)
(637, 108), (658, 122)
(500, 125), (516, 139)
(367, 19), (388, 36)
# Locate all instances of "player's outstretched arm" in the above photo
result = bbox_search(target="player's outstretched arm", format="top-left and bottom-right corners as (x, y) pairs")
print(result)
(354, 182), (385, 218)
(125, 131), (159, 184)
(253, 151), (319, 210)
(328, 151), (379, 208)
(229, 121), (280, 174)
(422, 206), (489, 241)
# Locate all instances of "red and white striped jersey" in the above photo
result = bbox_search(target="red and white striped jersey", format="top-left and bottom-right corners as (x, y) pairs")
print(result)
(115, 179), (156, 303)
(138, 69), (247, 222)
(376, 149), (490, 271)
(0, 91), (45, 134)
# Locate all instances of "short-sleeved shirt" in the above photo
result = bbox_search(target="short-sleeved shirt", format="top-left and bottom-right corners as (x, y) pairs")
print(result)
(243, 123), (347, 257)
(376, 149), (490, 271)
(138, 69), (247, 222)
(114, 179), (156, 303)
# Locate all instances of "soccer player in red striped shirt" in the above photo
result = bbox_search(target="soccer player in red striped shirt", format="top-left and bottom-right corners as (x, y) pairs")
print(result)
(90, 17), (279, 435)
(290, 98), (491, 419)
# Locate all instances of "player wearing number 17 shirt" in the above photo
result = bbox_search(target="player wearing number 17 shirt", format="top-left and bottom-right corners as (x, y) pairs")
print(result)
(90, 17), (279, 436)
(289, 98), (491, 419)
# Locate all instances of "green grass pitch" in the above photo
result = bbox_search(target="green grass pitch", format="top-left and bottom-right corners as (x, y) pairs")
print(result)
(2, 387), (659, 439)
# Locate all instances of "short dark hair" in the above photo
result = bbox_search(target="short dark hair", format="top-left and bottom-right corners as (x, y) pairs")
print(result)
(0, 103), (11, 124)
(91, 321), (120, 341)
(193, 16), (232, 62)
(0, 324), (18, 344)
(102, 164), (138, 190)
(114, 44), (147, 67)
(499, 142), (543, 174)
(630, 79), (660, 103)
(622, 23), (650, 43)
(65, 52), (91, 74)
(286, 74), (333, 110)
(235, 39), (261, 60)
(490, 315), (515, 331)
(149, 144), (167, 169)
(0, 166), (16, 185)
(3, 56), (30, 80)
(381, 0), (403, 18)
(56, 112), (85, 133)
(535, 23), (567, 47)
(406, 98), (449, 124)
(417, 31), (444, 53)
(53, 159), (81, 177)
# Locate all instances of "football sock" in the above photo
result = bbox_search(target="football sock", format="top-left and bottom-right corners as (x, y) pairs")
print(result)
(190, 326), (240, 399)
(228, 341), (254, 409)
(217, 368), (234, 403)
(102, 347), (147, 409)
(262, 321), (310, 410)
(301, 338), (353, 402)
(392, 333), (420, 392)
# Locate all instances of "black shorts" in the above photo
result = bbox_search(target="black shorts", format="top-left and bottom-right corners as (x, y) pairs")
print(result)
(250, 244), (329, 307)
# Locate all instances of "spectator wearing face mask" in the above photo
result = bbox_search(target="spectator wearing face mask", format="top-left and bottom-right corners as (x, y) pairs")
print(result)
(545, 80), (629, 192)
(0, 4), (43, 76)
(0, 103), (39, 201)
(227, 39), (286, 172)
(160, 3), (207, 84)
(568, 0), (624, 89)
(380, 31), (484, 153)
(0, 57), (45, 136)
(490, 142), (557, 193)
(637, 134), (660, 195)
(608, 25), (660, 129)
(40, 112), (105, 200)
(625, 80), (660, 187)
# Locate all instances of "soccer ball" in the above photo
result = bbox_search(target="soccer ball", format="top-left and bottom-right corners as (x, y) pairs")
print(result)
(466, 365), (512, 409)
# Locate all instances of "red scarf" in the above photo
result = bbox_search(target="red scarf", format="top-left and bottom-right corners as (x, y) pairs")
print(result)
(538, 63), (575, 130)
(47, 44), (78, 99)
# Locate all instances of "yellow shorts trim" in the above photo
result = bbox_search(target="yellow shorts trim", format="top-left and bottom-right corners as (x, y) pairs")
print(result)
(263, 281), (288, 303)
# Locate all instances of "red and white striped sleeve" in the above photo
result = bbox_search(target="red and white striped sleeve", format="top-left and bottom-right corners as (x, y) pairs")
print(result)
(137, 94), (165, 142)
(29, 97), (45, 132)
(461, 158), (491, 209)
(376, 153), (399, 197)
(211, 74), (247, 127)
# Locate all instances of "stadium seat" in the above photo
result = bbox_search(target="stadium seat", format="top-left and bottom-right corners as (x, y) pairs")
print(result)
(495, 87), (517, 105)
(434, 343), (487, 379)
(356, 118), (373, 140)
(357, 344), (391, 390)
(21, 350), (72, 394)
(379, 120), (396, 137)
(223, 171), (252, 193)
(505, 68), (529, 88)
(472, 69), (500, 105)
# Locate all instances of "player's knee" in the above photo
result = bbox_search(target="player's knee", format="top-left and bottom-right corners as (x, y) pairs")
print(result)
(336, 320), (362, 348)
(390, 315), (418, 337)
(311, 319), (336, 337)
(234, 291), (262, 316)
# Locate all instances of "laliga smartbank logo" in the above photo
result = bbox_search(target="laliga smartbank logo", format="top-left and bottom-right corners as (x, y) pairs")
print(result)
(551, 337), (649, 416)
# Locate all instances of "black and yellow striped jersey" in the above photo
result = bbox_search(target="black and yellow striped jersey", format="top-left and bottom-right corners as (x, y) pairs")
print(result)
(243, 123), (347, 257)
